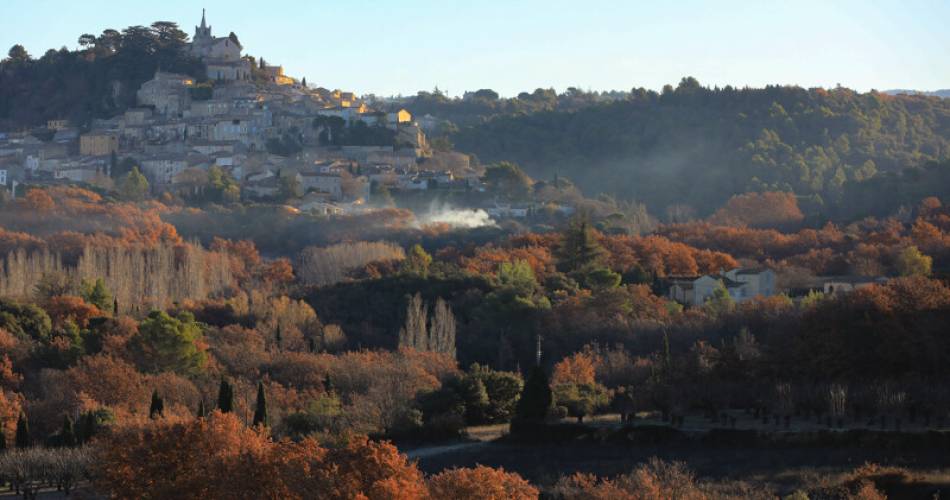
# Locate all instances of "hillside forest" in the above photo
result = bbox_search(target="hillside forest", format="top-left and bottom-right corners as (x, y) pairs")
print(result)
(0, 184), (949, 496)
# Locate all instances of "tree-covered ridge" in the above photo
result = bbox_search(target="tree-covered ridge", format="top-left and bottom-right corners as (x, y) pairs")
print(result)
(0, 22), (204, 129)
(449, 79), (950, 217)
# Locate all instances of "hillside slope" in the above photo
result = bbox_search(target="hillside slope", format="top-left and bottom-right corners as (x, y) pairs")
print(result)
(451, 79), (950, 217)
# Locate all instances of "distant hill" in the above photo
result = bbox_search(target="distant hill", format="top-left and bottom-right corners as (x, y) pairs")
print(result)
(884, 89), (950, 98)
(447, 79), (950, 218)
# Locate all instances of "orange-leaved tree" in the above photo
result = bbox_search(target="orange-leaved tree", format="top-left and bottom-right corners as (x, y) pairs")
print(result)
(428, 465), (538, 499)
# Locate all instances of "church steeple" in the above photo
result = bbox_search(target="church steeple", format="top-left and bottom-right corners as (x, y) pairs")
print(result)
(195, 8), (212, 40)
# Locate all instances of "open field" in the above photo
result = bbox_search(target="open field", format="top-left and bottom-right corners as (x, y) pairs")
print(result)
(404, 415), (950, 496)
(414, 439), (950, 495)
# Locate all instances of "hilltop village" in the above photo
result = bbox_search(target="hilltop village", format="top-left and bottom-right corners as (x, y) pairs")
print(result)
(0, 11), (496, 216)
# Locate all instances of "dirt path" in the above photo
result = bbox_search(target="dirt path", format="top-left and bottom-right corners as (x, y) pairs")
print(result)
(402, 423), (507, 459)
(405, 441), (489, 459)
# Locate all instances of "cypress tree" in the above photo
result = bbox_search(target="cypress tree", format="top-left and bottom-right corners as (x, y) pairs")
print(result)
(308, 336), (316, 353)
(113, 296), (119, 316)
(197, 400), (207, 419)
(0, 427), (6, 450)
(61, 415), (76, 447)
(217, 379), (234, 413)
(275, 324), (282, 351)
(514, 366), (553, 423)
(149, 390), (165, 419)
(109, 150), (117, 177)
(15, 413), (31, 448)
(77, 412), (94, 444)
(252, 381), (268, 427)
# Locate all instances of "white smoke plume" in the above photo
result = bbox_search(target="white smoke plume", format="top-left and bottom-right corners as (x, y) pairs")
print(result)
(416, 202), (496, 228)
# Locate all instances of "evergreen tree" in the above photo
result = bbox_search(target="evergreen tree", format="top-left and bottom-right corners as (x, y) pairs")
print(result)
(513, 367), (553, 423)
(15, 413), (31, 448)
(308, 336), (316, 353)
(253, 381), (268, 427)
(113, 296), (119, 316)
(0, 427), (5, 450)
(217, 379), (234, 413)
(61, 415), (76, 447)
(77, 412), (96, 444)
(197, 400), (207, 419)
(81, 277), (112, 311)
(274, 324), (282, 352)
(119, 166), (150, 201)
(149, 390), (165, 419)
(131, 310), (207, 375)
(556, 219), (605, 273)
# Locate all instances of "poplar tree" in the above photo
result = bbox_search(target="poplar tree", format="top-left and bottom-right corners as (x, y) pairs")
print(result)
(253, 381), (268, 427)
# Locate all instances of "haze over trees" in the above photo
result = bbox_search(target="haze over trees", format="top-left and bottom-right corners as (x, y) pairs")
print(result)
(430, 79), (950, 216)
(2, 16), (950, 498)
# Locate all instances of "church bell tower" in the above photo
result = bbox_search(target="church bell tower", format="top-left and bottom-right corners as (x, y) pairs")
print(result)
(195, 8), (212, 41)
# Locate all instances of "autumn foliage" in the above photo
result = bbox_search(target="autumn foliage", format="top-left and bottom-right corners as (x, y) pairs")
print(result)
(709, 191), (805, 229)
(428, 465), (538, 499)
(93, 412), (531, 499)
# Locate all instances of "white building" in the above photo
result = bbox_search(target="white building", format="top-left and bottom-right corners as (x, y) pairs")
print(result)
(668, 268), (777, 307)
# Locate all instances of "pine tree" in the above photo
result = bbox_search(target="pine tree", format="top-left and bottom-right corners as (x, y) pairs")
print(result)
(556, 219), (605, 273)
(253, 381), (268, 427)
(217, 379), (234, 413)
(15, 413), (31, 448)
(514, 367), (553, 423)
(149, 390), (165, 419)
(61, 415), (76, 447)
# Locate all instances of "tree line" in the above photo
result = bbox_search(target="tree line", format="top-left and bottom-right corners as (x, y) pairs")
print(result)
(447, 78), (950, 218)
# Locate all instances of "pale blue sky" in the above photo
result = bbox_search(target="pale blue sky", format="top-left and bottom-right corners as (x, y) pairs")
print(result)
(2, 0), (947, 97)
